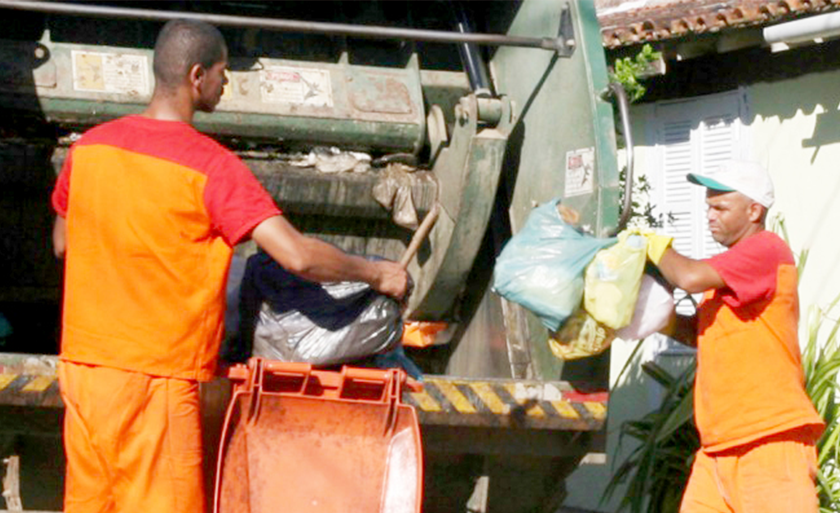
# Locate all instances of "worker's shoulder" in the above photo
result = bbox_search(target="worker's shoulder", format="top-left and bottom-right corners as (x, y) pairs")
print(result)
(75, 115), (241, 171)
(726, 230), (794, 265)
(77, 116), (220, 147)
(177, 129), (244, 173)
(72, 116), (134, 145)
(749, 230), (793, 258)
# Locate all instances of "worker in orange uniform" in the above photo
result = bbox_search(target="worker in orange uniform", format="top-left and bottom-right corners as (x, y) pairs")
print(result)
(50, 19), (409, 513)
(641, 160), (824, 513)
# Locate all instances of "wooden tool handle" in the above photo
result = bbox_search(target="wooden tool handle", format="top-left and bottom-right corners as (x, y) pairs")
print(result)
(399, 202), (441, 268)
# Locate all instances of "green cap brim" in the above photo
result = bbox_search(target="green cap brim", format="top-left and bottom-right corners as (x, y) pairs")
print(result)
(687, 173), (735, 192)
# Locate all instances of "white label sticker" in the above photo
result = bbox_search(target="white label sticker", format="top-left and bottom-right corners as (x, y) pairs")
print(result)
(260, 66), (333, 107)
(71, 50), (149, 96)
(564, 147), (595, 197)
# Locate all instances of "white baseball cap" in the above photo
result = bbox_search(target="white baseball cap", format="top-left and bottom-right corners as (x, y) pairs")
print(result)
(687, 160), (774, 208)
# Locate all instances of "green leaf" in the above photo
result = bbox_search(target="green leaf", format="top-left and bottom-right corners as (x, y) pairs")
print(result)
(641, 361), (676, 389)
(655, 391), (695, 444)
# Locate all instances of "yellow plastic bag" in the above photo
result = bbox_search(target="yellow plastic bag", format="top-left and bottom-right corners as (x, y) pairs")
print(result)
(583, 231), (647, 329)
(548, 308), (615, 360)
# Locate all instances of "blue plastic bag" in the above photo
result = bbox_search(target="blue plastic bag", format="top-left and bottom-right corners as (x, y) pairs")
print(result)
(492, 199), (615, 331)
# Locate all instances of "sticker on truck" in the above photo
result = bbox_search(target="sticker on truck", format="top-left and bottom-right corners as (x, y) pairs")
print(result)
(564, 147), (595, 197)
(71, 50), (149, 97)
(260, 66), (333, 107)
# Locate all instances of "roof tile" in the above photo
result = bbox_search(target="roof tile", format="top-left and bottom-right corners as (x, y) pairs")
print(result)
(596, 0), (840, 48)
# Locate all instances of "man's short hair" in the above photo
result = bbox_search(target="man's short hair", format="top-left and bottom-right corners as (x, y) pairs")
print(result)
(153, 19), (226, 90)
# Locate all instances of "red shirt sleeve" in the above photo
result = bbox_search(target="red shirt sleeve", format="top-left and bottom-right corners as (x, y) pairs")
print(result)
(203, 152), (282, 246)
(51, 147), (73, 217)
(704, 231), (795, 308)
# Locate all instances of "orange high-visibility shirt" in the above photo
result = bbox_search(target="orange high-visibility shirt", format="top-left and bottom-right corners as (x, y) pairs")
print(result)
(52, 116), (281, 381)
(696, 230), (823, 452)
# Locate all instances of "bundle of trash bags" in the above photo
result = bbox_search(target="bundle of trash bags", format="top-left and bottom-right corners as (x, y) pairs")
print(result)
(492, 198), (675, 360)
(228, 251), (421, 378)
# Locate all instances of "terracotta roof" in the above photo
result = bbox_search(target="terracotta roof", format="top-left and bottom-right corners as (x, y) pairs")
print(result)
(596, 0), (840, 48)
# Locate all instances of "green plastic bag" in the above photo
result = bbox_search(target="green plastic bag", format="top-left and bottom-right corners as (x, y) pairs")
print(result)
(492, 199), (615, 332)
(583, 231), (647, 329)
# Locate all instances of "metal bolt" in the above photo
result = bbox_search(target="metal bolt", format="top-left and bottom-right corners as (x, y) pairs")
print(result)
(457, 102), (470, 125)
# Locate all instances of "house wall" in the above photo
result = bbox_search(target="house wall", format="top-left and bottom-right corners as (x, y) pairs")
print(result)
(748, 70), (840, 313)
(561, 60), (840, 513)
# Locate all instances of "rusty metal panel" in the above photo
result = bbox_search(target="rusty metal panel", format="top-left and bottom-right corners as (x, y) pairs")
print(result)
(0, 38), (426, 152)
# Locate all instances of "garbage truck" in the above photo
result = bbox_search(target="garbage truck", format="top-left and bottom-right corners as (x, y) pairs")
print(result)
(0, 1), (628, 511)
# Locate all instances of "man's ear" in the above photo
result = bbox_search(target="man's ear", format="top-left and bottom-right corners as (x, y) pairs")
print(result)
(747, 202), (764, 223)
(188, 63), (205, 89)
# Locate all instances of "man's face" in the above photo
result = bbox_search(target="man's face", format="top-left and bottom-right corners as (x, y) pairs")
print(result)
(705, 190), (760, 247)
(196, 49), (229, 113)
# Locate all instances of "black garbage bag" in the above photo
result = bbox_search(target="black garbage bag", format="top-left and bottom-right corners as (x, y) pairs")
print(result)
(230, 251), (404, 367)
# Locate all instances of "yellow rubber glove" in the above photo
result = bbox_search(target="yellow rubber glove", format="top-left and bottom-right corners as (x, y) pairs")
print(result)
(624, 227), (673, 265)
(644, 233), (673, 265)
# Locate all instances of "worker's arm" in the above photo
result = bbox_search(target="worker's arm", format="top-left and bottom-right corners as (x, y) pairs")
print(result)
(251, 215), (409, 300)
(656, 247), (725, 294)
(52, 216), (66, 259)
(648, 243), (723, 347)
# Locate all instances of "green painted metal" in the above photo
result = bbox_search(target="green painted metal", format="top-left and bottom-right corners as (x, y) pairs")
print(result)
(0, 0), (620, 384)
(26, 96), (422, 152)
(490, 0), (620, 380)
(0, 39), (426, 152)
(418, 70), (471, 126)
(407, 94), (514, 319)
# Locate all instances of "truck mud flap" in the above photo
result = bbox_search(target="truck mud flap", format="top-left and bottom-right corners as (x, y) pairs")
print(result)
(214, 359), (423, 513)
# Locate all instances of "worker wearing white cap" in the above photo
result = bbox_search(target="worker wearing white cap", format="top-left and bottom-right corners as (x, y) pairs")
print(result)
(641, 160), (824, 513)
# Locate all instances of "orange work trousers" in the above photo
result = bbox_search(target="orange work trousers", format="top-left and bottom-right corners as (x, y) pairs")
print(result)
(680, 427), (820, 513)
(58, 361), (205, 513)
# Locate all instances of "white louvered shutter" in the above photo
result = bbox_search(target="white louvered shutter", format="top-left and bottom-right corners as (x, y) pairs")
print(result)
(696, 114), (736, 258)
(648, 92), (748, 314)
(659, 120), (694, 258)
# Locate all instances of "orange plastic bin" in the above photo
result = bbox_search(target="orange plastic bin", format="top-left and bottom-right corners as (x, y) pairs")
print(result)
(214, 358), (423, 513)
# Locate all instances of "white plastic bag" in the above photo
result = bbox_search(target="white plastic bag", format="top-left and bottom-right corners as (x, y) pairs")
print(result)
(615, 274), (675, 340)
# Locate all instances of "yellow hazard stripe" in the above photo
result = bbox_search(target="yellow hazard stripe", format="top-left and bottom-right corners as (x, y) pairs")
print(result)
(22, 375), (55, 393)
(469, 382), (508, 415)
(432, 380), (477, 414)
(502, 383), (546, 417)
(0, 374), (17, 392)
(550, 400), (581, 419)
(408, 389), (442, 412)
(583, 401), (606, 420)
(406, 379), (606, 424)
